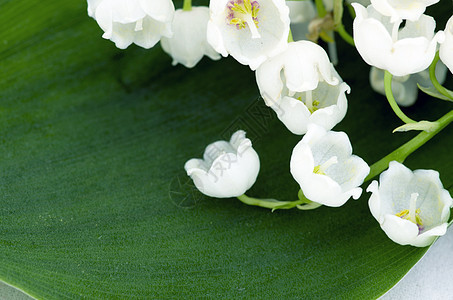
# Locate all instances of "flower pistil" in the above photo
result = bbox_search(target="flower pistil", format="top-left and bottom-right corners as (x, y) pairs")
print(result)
(313, 156), (338, 175)
(395, 193), (424, 231)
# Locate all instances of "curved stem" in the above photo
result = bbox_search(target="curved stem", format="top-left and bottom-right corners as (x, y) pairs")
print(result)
(183, 0), (192, 11)
(237, 194), (305, 210)
(315, 0), (327, 17)
(366, 109), (453, 181)
(384, 71), (417, 124)
(430, 51), (453, 100)
(335, 24), (355, 46)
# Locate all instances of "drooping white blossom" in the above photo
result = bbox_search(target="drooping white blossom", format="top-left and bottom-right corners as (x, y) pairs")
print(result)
(370, 0), (439, 22)
(440, 15), (453, 74)
(369, 63), (448, 107)
(161, 7), (221, 68)
(87, 0), (175, 49)
(256, 41), (349, 135)
(367, 161), (453, 247)
(185, 130), (260, 198)
(352, 3), (444, 76)
(207, 0), (290, 70)
(290, 124), (370, 207)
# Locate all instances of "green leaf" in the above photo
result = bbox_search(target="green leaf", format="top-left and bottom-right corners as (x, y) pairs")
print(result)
(418, 84), (453, 102)
(0, 1), (452, 299)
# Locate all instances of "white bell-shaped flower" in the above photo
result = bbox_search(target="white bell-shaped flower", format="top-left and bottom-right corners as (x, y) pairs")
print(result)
(440, 15), (453, 74)
(161, 7), (221, 68)
(256, 41), (349, 135)
(367, 161), (453, 247)
(185, 130), (260, 198)
(370, 0), (439, 22)
(352, 3), (444, 76)
(87, 0), (175, 49)
(207, 0), (290, 70)
(290, 124), (370, 207)
(369, 63), (448, 107)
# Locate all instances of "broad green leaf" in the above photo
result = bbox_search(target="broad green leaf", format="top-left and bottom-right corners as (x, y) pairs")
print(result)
(0, 1), (452, 299)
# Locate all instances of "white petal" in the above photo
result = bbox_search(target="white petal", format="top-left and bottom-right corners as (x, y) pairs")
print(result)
(367, 180), (383, 221)
(352, 3), (443, 76)
(440, 16), (453, 74)
(370, 0), (439, 22)
(381, 214), (420, 246)
(207, 0), (290, 70)
(291, 125), (369, 207)
(256, 41), (340, 106)
(139, 0), (175, 22)
(290, 142), (315, 181)
(87, 0), (104, 17)
(185, 131), (260, 198)
(412, 223), (448, 247)
(378, 161), (413, 213)
(91, 0), (174, 49)
(271, 96), (311, 135)
(161, 7), (221, 68)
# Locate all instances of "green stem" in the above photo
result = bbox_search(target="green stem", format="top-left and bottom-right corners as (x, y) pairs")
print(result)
(315, 0), (327, 17)
(237, 194), (305, 210)
(366, 109), (453, 181)
(384, 71), (416, 124)
(430, 51), (453, 100)
(335, 24), (355, 46)
(183, 0), (192, 11)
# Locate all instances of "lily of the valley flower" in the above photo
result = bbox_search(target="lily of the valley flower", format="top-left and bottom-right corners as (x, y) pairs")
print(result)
(290, 124), (370, 207)
(370, 0), (439, 22)
(207, 0), (290, 70)
(440, 15), (453, 74)
(256, 41), (349, 135)
(185, 130), (260, 198)
(161, 7), (221, 68)
(367, 161), (453, 247)
(369, 63), (447, 107)
(87, 0), (175, 49)
(352, 3), (444, 76)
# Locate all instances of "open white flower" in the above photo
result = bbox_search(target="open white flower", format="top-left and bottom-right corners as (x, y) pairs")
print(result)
(290, 124), (370, 207)
(440, 15), (453, 74)
(87, 0), (175, 49)
(352, 3), (444, 76)
(367, 161), (453, 247)
(256, 41), (349, 135)
(370, 0), (439, 22)
(161, 7), (221, 68)
(207, 0), (290, 70)
(184, 130), (260, 198)
(369, 63), (448, 107)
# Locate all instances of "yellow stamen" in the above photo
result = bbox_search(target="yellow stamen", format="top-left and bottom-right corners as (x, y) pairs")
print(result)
(395, 193), (423, 228)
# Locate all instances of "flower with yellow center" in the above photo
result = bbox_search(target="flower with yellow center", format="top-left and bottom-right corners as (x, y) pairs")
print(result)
(207, 0), (290, 70)
(290, 124), (370, 207)
(367, 161), (453, 247)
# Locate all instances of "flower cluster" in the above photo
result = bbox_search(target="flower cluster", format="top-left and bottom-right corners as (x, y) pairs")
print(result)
(86, 0), (453, 248)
